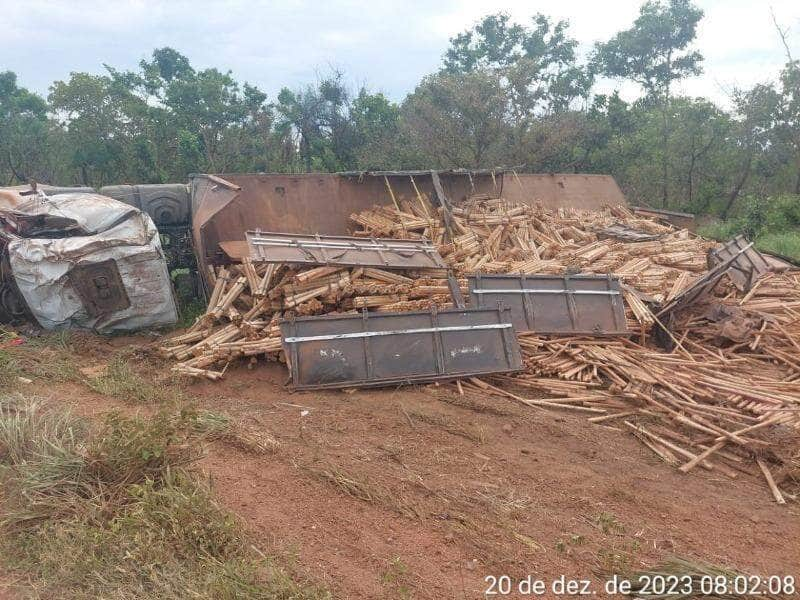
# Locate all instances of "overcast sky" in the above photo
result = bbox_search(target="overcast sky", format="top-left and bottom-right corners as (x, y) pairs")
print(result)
(3, 0), (799, 108)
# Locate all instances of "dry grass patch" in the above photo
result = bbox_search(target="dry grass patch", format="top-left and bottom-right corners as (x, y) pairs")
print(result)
(85, 353), (185, 405)
(308, 463), (422, 519)
(0, 395), (328, 600)
(185, 408), (280, 454)
(405, 408), (486, 444)
(435, 390), (515, 416)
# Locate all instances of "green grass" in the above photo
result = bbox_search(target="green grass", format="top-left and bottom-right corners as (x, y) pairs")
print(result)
(85, 354), (185, 405)
(380, 557), (413, 600)
(1, 327), (25, 388)
(699, 222), (800, 262)
(756, 231), (800, 262)
(0, 395), (328, 599)
(697, 220), (741, 242)
(2, 328), (185, 405)
(177, 297), (207, 329)
(0, 348), (22, 388)
(0, 328), (79, 388)
(698, 194), (800, 262)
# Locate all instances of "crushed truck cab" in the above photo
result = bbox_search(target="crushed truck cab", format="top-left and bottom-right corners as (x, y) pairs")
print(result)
(0, 188), (177, 332)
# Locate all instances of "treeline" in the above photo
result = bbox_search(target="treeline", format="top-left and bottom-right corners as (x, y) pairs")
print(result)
(1, 0), (799, 221)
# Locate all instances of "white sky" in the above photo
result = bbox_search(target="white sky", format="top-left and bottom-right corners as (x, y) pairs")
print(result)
(3, 0), (799, 108)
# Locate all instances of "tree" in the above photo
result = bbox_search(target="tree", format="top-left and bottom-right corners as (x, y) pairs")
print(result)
(164, 68), (262, 172)
(275, 71), (359, 172)
(399, 70), (509, 168)
(49, 72), (133, 186)
(669, 98), (731, 208)
(777, 61), (800, 194)
(0, 72), (51, 184)
(110, 48), (274, 178)
(575, 92), (637, 175)
(349, 90), (400, 169)
(770, 11), (800, 194)
(721, 84), (782, 218)
(444, 13), (592, 114)
(594, 0), (704, 206)
(443, 13), (592, 163)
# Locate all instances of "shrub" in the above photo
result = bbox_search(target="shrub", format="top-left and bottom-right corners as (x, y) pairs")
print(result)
(698, 194), (800, 262)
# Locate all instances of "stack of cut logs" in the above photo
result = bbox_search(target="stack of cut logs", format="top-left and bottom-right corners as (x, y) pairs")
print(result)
(351, 198), (715, 301)
(160, 262), (463, 379)
(158, 196), (799, 503)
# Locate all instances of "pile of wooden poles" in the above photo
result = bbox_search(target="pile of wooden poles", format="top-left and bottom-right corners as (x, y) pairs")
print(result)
(350, 198), (715, 301)
(158, 196), (799, 502)
(159, 260), (462, 379)
(161, 197), (703, 379)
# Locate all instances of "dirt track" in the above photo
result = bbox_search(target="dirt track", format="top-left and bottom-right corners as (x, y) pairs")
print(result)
(38, 334), (798, 599)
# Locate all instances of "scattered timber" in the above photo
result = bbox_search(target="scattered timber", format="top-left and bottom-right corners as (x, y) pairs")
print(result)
(157, 196), (800, 505)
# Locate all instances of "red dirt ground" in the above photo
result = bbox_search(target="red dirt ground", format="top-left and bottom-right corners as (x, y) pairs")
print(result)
(10, 334), (800, 598)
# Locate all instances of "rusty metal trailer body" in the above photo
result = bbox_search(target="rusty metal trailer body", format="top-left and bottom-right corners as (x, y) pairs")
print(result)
(190, 171), (502, 278)
(189, 171), (630, 287)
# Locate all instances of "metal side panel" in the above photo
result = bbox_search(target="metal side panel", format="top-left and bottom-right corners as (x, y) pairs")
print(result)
(658, 241), (756, 318)
(708, 235), (771, 292)
(280, 307), (521, 390)
(246, 231), (447, 270)
(468, 274), (628, 335)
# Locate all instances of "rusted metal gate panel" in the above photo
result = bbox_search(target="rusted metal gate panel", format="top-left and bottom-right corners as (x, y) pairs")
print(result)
(280, 307), (521, 390)
(246, 231), (447, 269)
(658, 240), (758, 319)
(468, 274), (627, 335)
(707, 235), (770, 292)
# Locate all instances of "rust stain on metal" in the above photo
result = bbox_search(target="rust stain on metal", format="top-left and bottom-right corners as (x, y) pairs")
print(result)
(468, 274), (628, 335)
(502, 174), (628, 212)
(246, 231), (447, 270)
(66, 259), (131, 318)
(280, 307), (522, 390)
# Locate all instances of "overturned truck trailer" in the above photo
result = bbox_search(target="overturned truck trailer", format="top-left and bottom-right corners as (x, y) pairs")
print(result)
(190, 170), (503, 284)
(189, 170), (628, 289)
(185, 170), (631, 388)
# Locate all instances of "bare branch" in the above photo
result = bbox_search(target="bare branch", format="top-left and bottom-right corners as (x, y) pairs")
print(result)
(770, 6), (794, 63)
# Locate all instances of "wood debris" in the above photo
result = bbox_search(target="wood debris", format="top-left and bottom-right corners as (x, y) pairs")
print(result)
(482, 272), (800, 502)
(160, 261), (461, 380)
(158, 195), (799, 504)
